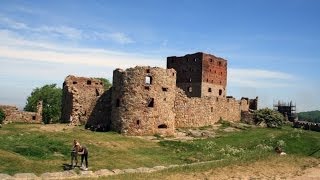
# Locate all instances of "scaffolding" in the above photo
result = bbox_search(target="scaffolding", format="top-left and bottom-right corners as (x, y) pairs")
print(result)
(273, 100), (297, 122)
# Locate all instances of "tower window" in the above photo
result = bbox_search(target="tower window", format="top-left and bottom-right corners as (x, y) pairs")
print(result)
(219, 89), (222, 96)
(73, 81), (77, 84)
(158, 124), (168, 128)
(116, 99), (120, 107)
(194, 58), (197, 62)
(136, 120), (140, 125)
(211, 107), (213, 112)
(189, 78), (192, 82)
(162, 87), (168, 91)
(208, 88), (212, 92)
(95, 89), (100, 96)
(147, 98), (154, 107)
(188, 86), (192, 92)
(146, 69), (150, 73)
(145, 76), (152, 85)
(32, 116), (36, 120)
(87, 80), (92, 85)
(218, 61), (222, 66)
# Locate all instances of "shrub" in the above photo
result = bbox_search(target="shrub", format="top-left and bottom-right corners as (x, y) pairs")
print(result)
(253, 108), (285, 128)
(0, 108), (5, 124)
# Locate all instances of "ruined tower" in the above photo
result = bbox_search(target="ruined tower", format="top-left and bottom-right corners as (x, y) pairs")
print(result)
(61, 75), (105, 125)
(111, 66), (176, 136)
(167, 52), (227, 97)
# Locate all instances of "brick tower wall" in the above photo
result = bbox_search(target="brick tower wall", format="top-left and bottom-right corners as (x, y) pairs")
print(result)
(167, 52), (227, 98)
(167, 52), (203, 97)
(201, 53), (227, 97)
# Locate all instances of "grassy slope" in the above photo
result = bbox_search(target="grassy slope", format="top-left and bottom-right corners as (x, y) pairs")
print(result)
(0, 124), (319, 176)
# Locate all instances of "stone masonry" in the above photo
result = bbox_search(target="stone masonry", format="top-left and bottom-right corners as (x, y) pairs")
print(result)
(0, 101), (43, 124)
(111, 67), (176, 136)
(61, 75), (105, 125)
(61, 52), (258, 136)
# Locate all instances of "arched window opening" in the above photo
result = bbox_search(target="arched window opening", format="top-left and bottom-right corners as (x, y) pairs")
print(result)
(95, 89), (100, 96)
(188, 87), (192, 92)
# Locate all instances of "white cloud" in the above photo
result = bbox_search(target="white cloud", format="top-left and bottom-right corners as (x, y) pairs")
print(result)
(0, 16), (28, 29)
(0, 29), (162, 69)
(228, 68), (295, 88)
(0, 16), (134, 44)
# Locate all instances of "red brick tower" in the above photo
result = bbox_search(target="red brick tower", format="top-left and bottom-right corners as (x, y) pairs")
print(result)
(167, 52), (227, 97)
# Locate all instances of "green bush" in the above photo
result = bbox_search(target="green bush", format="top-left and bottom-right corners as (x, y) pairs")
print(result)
(0, 108), (5, 124)
(253, 108), (285, 128)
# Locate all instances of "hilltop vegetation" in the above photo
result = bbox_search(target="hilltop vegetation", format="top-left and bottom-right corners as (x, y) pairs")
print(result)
(0, 123), (319, 177)
(298, 110), (320, 123)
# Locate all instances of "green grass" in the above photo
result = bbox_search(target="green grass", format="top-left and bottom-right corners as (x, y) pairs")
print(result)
(0, 123), (319, 176)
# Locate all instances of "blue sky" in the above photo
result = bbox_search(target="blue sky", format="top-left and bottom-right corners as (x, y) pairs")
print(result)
(0, 0), (319, 112)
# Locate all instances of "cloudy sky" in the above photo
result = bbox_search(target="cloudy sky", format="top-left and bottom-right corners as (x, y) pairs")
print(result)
(0, 0), (319, 112)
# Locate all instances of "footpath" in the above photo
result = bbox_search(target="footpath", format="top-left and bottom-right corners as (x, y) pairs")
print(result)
(0, 160), (220, 180)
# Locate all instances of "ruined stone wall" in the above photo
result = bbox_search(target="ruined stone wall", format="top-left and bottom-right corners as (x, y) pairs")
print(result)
(111, 66), (176, 136)
(61, 75), (105, 125)
(249, 97), (258, 110)
(86, 88), (112, 131)
(0, 101), (42, 124)
(174, 89), (245, 128)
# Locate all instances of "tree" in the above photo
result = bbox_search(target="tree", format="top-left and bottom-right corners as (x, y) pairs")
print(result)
(96, 78), (112, 91)
(24, 84), (62, 124)
(298, 110), (320, 123)
(0, 108), (5, 124)
(253, 108), (285, 128)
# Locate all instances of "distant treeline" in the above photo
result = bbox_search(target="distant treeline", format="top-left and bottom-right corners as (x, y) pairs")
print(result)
(298, 110), (320, 123)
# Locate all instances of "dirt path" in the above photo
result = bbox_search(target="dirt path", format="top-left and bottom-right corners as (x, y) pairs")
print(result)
(165, 157), (320, 180)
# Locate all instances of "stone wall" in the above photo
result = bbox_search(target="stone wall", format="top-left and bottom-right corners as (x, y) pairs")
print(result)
(0, 101), (42, 124)
(111, 66), (176, 136)
(61, 75), (105, 125)
(86, 88), (112, 131)
(174, 89), (248, 128)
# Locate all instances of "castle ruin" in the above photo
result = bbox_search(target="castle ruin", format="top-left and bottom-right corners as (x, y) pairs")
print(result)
(0, 101), (43, 124)
(61, 52), (258, 136)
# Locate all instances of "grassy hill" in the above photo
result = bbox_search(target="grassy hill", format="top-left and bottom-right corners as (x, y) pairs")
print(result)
(298, 110), (320, 123)
(0, 123), (319, 177)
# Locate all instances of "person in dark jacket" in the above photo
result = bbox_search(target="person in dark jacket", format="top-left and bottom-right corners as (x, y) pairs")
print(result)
(74, 140), (89, 170)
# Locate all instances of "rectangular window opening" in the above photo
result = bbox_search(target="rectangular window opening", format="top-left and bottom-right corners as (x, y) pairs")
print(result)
(162, 87), (168, 91)
(116, 99), (120, 107)
(145, 76), (152, 85)
(87, 80), (92, 85)
(147, 98), (154, 107)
